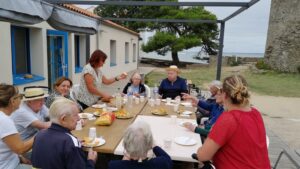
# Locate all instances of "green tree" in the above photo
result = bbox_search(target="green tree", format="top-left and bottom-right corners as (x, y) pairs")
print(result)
(94, 0), (218, 65)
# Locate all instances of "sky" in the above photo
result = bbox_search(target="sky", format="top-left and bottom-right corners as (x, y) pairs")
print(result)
(77, 0), (271, 54)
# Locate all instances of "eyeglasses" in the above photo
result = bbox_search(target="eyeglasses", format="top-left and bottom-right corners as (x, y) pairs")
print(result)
(13, 94), (24, 100)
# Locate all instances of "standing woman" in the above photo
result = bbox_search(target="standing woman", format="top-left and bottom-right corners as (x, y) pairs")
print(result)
(45, 77), (73, 108)
(0, 84), (33, 169)
(76, 50), (127, 109)
(196, 75), (270, 169)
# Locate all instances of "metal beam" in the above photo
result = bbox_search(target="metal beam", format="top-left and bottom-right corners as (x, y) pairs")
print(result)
(45, 0), (249, 7)
(101, 17), (221, 24)
(223, 0), (259, 22)
(216, 21), (225, 80)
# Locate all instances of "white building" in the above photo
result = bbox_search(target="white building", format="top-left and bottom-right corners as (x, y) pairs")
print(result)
(0, 2), (139, 91)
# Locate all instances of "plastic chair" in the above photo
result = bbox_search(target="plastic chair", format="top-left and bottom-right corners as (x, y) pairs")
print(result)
(144, 84), (151, 98)
(273, 147), (300, 169)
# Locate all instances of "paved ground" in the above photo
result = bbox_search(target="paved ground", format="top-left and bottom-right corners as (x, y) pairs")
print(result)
(101, 66), (300, 168)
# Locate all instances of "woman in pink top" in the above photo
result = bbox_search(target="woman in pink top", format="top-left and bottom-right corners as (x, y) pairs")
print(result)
(197, 75), (271, 169)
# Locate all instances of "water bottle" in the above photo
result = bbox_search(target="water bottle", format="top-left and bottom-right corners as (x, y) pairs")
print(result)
(127, 86), (133, 107)
(116, 88), (122, 110)
(153, 84), (159, 99)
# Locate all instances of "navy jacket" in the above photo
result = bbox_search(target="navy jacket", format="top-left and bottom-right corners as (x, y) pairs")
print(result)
(108, 146), (172, 169)
(198, 100), (224, 129)
(31, 123), (94, 169)
(159, 76), (188, 99)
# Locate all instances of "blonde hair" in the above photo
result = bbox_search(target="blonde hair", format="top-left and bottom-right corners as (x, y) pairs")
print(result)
(49, 97), (78, 123)
(222, 75), (250, 106)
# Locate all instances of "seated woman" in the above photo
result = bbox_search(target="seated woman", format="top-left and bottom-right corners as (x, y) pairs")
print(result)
(45, 77), (73, 108)
(108, 121), (172, 169)
(196, 75), (271, 169)
(182, 88), (224, 138)
(0, 84), (34, 169)
(122, 72), (146, 97)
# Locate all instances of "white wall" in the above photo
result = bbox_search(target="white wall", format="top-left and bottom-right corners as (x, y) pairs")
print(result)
(0, 21), (13, 84)
(0, 19), (139, 90)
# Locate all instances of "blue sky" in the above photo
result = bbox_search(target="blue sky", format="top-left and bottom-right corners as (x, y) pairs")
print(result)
(78, 0), (271, 54)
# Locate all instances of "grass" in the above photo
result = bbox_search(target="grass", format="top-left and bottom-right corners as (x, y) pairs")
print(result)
(145, 66), (300, 97)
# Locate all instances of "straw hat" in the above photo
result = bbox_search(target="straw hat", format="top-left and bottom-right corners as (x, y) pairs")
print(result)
(209, 80), (222, 89)
(23, 87), (49, 101)
(166, 65), (180, 73)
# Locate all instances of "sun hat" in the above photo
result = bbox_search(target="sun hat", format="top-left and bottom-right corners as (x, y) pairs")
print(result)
(209, 80), (222, 89)
(23, 87), (49, 101)
(166, 65), (180, 73)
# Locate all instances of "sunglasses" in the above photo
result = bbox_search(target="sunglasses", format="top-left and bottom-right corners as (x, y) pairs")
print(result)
(13, 94), (24, 100)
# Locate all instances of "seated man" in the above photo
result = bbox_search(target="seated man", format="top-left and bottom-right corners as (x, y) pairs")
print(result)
(31, 98), (97, 169)
(158, 65), (188, 99)
(11, 87), (51, 141)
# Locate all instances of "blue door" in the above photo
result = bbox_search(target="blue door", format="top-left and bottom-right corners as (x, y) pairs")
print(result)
(47, 30), (68, 89)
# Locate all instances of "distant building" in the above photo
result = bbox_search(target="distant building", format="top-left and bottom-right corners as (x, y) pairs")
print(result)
(0, 2), (139, 91)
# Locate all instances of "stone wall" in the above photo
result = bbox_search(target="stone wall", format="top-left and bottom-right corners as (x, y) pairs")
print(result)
(264, 0), (300, 73)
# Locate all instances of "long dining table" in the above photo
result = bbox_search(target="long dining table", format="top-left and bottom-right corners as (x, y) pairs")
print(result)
(72, 98), (201, 162)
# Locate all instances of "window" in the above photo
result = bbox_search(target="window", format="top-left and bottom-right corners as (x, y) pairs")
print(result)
(110, 40), (117, 67)
(11, 26), (30, 75)
(125, 42), (129, 64)
(133, 43), (136, 62)
(74, 35), (86, 73)
(11, 26), (44, 85)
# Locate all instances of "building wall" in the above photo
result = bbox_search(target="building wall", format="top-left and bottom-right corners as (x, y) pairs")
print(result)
(264, 0), (300, 73)
(0, 19), (139, 91)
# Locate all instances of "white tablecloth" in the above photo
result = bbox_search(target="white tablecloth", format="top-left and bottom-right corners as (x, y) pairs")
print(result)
(114, 115), (202, 162)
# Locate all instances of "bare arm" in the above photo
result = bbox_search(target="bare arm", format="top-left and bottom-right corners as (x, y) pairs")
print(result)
(84, 73), (111, 99)
(102, 73), (127, 85)
(197, 138), (221, 161)
(3, 134), (34, 154)
(31, 120), (51, 130)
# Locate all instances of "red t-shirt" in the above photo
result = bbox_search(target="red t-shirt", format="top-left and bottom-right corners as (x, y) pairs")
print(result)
(208, 107), (271, 169)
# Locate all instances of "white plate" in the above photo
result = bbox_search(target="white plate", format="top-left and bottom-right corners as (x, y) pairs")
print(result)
(107, 107), (118, 112)
(180, 102), (192, 107)
(179, 121), (197, 127)
(79, 113), (94, 119)
(92, 104), (106, 109)
(174, 136), (197, 146)
(82, 138), (106, 147)
(182, 111), (193, 115)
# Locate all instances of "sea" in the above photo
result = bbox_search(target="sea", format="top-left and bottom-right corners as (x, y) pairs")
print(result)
(140, 51), (264, 64)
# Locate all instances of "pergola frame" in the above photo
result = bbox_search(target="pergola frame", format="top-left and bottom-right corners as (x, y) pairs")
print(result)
(45, 0), (260, 80)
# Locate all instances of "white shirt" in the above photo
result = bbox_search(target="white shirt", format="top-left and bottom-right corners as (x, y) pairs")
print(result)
(11, 103), (49, 141)
(77, 63), (103, 106)
(0, 111), (20, 169)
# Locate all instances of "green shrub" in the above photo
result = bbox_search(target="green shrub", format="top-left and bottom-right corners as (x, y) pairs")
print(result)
(230, 60), (242, 66)
(255, 60), (270, 70)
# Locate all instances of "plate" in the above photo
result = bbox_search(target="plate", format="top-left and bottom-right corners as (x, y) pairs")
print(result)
(116, 114), (133, 119)
(182, 111), (193, 115)
(174, 136), (197, 146)
(107, 107), (118, 112)
(180, 102), (192, 107)
(115, 109), (133, 119)
(151, 111), (168, 116)
(79, 113), (93, 119)
(179, 121), (197, 127)
(82, 137), (106, 147)
(92, 104), (106, 109)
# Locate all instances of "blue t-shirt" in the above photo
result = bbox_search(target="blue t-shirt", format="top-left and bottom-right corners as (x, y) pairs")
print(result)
(158, 76), (188, 99)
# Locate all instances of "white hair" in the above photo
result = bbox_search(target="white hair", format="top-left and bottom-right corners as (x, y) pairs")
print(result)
(49, 97), (78, 124)
(123, 121), (153, 159)
(209, 80), (222, 89)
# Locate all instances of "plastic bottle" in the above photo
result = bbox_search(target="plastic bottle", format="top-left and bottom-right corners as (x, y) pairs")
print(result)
(116, 88), (122, 110)
(153, 83), (159, 99)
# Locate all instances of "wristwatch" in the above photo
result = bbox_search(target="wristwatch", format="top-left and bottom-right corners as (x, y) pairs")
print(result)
(115, 77), (119, 81)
